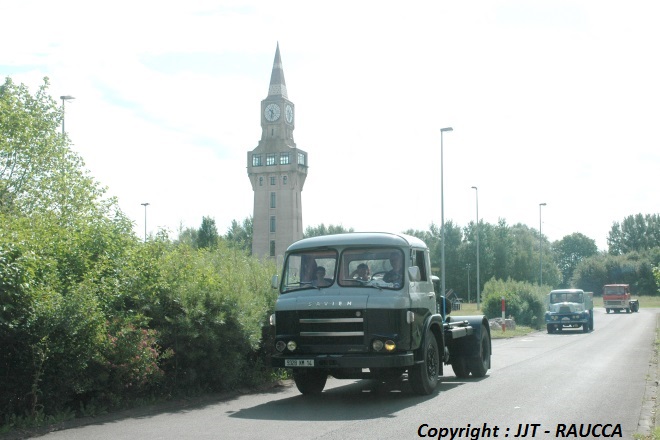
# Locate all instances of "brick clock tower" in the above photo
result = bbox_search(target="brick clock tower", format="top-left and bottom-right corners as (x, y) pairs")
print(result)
(248, 44), (308, 258)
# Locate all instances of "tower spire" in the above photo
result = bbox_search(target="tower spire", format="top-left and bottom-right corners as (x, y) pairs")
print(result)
(268, 42), (288, 98)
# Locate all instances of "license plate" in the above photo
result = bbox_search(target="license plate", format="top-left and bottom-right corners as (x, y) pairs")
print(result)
(285, 359), (314, 367)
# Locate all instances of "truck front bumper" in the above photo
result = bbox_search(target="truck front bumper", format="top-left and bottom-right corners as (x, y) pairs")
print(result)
(271, 352), (415, 369)
(545, 312), (589, 326)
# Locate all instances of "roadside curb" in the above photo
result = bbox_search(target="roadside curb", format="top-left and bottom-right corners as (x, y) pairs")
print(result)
(636, 313), (659, 436)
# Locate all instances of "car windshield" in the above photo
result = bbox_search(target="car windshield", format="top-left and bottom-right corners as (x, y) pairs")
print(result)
(281, 249), (338, 292)
(338, 247), (405, 290)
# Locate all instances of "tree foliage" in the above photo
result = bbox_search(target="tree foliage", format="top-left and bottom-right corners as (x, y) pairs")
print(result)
(225, 216), (253, 253)
(0, 77), (104, 218)
(0, 78), (279, 425)
(552, 232), (599, 288)
(304, 223), (354, 238)
(608, 213), (660, 255)
(197, 216), (219, 249)
(572, 248), (660, 295)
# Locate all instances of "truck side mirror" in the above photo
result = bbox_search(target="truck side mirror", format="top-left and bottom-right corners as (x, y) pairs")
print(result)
(271, 275), (279, 289)
(408, 266), (421, 282)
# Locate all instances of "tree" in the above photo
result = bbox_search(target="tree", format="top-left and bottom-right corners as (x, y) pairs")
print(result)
(304, 223), (354, 238)
(225, 216), (253, 253)
(0, 77), (104, 219)
(608, 213), (660, 255)
(197, 216), (219, 249)
(176, 224), (199, 248)
(553, 233), (598, 288)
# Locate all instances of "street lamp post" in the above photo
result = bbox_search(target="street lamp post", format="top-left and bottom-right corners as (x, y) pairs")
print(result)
(141, 202), (150, 242)
(471, 186), (480, 309)
(60, 95), (75, 134)
(466, 263), (471, 304)
(440, 127), (453, 317)
(539, 202), (547, 285)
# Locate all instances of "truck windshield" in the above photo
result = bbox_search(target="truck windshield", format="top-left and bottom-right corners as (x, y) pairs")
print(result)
(281, 249), (338, 292)
(604, 286), (625, 295)
(550, 292), (583, 303)
(338, 247), (405, 289)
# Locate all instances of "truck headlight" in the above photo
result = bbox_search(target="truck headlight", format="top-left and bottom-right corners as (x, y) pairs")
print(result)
(384, 340), (396, 352)
(287, 341), (297, 352)
(372, 340), (384, 352)
(275, 341), (286, 352)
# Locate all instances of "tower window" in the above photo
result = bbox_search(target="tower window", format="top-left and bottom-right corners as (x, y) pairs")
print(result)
(252, 155), (262, 166)
(266, 154), (276, 166)
(270, 240), (276, 257)
(280, 153), (290, 165)
(270, 176), (276, 185)
(297, 152), (306, 166)
(270, 216), (276, 233)
(270, 192), (276, 209)
(283, 175), (288, 185)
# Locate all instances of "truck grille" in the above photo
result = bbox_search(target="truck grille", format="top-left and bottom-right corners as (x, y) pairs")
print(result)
(298, 310), (365, 348)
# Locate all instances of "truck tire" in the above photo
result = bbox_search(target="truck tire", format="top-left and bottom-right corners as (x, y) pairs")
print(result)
(409, 329), (440, 395)
(582, 323), (589, 333)
(590, 314), (594, 330)
(626, 307), (631, 313)
(468, 329), (491, 378)
(293, 369), (327, 395)
(606, 308), (611, 314)
(547, 324), (555, 334)
(451, 356), (470, 378)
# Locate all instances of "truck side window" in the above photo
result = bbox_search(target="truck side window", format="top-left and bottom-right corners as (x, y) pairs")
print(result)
(412, 249), (428, 281)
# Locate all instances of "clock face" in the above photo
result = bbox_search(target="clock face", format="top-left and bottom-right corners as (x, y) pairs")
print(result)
(285, 105), (294, 124)
(264, 103), (280, 122)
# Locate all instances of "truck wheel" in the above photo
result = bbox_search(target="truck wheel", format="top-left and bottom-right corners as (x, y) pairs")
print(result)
(468, 329), (491, 378)
(293, 369), (327, 395)
(606, 308), (610, 314)
(409, 329), (440, 395)
(547, 324), (554, 334)
(451, 356), (470, 378)
(590, 315), (594, 330)
(582, 323), (589, 333)
(625, 308), (631, 313)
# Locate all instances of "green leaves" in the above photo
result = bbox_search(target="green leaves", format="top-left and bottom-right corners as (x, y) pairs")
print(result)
(0, 77), (105, 219)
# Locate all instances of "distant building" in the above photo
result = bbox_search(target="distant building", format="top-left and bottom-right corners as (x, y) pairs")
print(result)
(247, 44), (308, 258)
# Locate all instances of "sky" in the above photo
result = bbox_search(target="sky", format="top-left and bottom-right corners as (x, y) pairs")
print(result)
(1, 0), (658, 251)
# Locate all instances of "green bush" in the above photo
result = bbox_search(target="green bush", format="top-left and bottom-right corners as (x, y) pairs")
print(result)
(149, 241), (278, 392)
(481, 278), (547, 329)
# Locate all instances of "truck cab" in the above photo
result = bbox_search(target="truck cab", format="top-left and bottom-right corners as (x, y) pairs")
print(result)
(603, 284), (639, 313)
(269, 232), (491, 395)
(545, 289), (594, 333)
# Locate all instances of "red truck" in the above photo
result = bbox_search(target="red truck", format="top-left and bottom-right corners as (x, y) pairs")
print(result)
(603, 284), (639, 313)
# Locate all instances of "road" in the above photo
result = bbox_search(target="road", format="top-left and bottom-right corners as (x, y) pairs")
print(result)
(42, 308), (658, 440)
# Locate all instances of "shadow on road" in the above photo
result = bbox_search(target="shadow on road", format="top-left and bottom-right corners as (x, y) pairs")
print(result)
(227, 375), (487, 422)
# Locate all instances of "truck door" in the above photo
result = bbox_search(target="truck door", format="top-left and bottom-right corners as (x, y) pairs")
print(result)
(408, 249), (436, 344)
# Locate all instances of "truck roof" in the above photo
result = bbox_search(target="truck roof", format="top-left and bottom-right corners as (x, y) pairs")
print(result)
(549, 288), (585, 294)
(286, 232), (428, 252)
